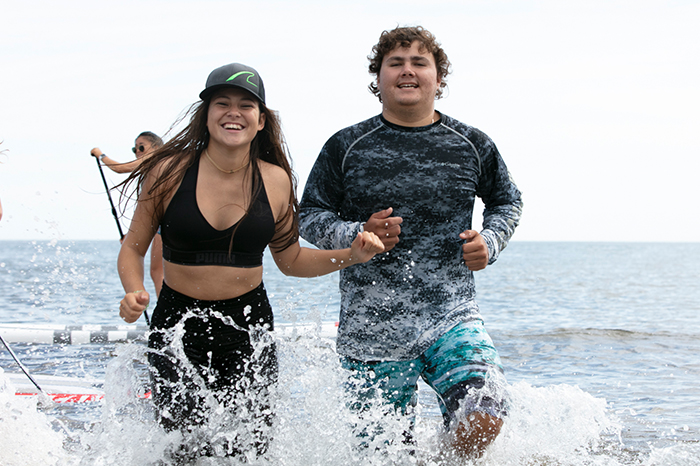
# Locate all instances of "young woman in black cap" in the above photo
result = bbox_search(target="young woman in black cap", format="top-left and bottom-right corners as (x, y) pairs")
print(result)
(116, 63), (384, 459)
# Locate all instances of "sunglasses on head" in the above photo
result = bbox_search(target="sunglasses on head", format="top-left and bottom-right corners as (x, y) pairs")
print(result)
(132, 144), (145, 154)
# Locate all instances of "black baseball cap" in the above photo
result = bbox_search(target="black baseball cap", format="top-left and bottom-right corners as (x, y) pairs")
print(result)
(199, 63), (266, 104)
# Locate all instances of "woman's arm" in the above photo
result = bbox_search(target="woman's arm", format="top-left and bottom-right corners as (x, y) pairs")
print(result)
(262, 161), (383, 277)
(117, 173), (160, 322)
(271, 231), (384, 278)
(91, 147), (142, 174)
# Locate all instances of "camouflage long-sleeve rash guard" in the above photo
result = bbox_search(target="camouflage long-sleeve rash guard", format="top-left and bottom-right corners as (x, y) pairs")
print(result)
(299, 114), (523, 361)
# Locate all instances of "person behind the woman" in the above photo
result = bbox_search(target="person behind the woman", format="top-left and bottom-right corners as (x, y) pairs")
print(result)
(91, 131), (164, 174)
(117, 63), (384, 460)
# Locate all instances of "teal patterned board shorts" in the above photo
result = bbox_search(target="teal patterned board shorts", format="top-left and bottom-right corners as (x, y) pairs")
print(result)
(342, 320), (508, 429)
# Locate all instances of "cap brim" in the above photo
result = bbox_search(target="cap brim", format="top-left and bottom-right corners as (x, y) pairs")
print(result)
(199, 83), (263, 103)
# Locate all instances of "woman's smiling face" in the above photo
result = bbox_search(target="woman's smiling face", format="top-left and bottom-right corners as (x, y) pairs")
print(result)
(206, 88), (265, 150)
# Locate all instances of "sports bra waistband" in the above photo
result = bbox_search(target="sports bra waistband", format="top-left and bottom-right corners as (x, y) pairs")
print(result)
(163, 246), (263, 268)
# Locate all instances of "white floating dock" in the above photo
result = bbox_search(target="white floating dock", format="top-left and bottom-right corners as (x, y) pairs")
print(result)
(0, 322), (338, 345)
(0, 324), (149, 345)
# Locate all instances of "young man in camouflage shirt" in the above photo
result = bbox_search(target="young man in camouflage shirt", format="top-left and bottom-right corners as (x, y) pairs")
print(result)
(299, 26), (523, 458)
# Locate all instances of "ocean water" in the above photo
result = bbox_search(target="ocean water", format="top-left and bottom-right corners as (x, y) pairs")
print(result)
(0, 240), (698, 465)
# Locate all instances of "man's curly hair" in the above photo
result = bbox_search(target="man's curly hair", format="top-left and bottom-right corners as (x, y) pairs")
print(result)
(368, 26), (451, 102)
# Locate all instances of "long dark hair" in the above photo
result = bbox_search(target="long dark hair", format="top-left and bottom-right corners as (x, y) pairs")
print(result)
(120, 97), (299, 253)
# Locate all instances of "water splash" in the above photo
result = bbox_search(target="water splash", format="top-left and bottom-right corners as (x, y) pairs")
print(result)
(0, 367), (66, 466)
(73, 342), (172, 465)
(484, 381), (622, 465)
(1, 333), (699, 465)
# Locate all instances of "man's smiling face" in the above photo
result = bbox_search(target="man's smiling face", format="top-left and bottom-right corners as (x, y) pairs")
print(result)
(377, 40), (441, 113)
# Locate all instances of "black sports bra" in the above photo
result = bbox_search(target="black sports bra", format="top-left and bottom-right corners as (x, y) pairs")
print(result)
(160, 157), (276, 267)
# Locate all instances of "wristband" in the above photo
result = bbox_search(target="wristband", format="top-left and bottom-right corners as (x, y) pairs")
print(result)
(100, 154), (107, 161)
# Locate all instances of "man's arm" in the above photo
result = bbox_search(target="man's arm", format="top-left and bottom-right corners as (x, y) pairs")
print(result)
(476, 138), (523, 265)
(299, 138), (363, 250)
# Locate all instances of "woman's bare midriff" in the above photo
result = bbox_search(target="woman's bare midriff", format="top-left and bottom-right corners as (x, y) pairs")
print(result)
(162, 261), (263, 300)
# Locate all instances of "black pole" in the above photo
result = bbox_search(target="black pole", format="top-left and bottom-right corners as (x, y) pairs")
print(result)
(143, 303), (151, 326)
(0, 334), (47, 397)
(94, 156), (125, 240)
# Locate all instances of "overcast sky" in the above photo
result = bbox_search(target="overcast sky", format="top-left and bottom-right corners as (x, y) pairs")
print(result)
(1, 0), (698, 242)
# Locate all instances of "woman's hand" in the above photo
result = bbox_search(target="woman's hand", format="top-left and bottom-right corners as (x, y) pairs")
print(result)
(349, 231), (385, 264)
(119, 290), (150, 323)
